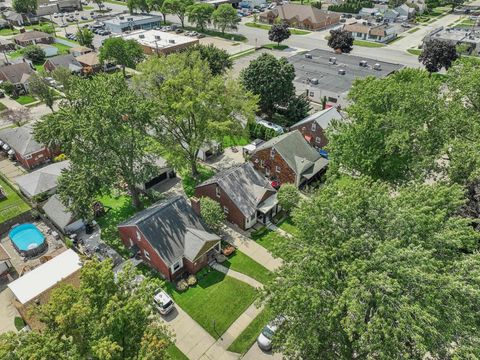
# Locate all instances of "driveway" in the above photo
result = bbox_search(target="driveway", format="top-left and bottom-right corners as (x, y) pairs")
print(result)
(0, 159), (26, 182)
(0, 287), (20, 334)
(243, 343), (283, 360)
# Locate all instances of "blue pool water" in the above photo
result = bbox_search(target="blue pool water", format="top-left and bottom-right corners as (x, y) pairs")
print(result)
(9, 223), (45, 251)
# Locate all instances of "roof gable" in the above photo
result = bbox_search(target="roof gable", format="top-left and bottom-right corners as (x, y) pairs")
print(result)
(291, 107), (343, 129)
(0, 62), (34, 84)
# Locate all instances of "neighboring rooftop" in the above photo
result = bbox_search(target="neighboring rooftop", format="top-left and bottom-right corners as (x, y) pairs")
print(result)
(104, 14), (162, 26)
(0, 62), (34, 84)
(119, 196), (220, 266)
(289, 48), (403, 94)
(15, 160), (70, 198)
(42, 194), (75, 230)
(8, 249), (82, 304)
(291, 107), (343, 130)
(0, 125), (43, 156)
(13, 30), (52, 42)
(262, 4), (341, 24)
(75, 51), (100, 66)
(427, 27), (480, 44)
(121, 29), (198, 50)
(45, 54), (83, 72)
(197, 162), (276, 217)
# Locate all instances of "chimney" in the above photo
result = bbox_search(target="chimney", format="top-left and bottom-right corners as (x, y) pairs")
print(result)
(190, 197), (201, 216)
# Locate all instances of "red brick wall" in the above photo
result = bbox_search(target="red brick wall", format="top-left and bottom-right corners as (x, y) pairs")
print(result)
(17, 148), (56, 170)
(290, 120), (328, 149)
(184, 255), (208, 275)
(118, 225), (175, 281)
(194, 184), (247, 230)
(250, 148), (297, 186)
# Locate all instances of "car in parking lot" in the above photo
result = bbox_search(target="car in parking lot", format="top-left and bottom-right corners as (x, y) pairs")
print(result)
(81, 16), (88, 20)
(153, 290), (175, 315)
(175, 28), (183, 33)
(197, 33), (205, 38)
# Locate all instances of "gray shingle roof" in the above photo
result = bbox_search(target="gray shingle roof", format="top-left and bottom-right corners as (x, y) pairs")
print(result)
(119, 196), (219, 266)
(46, 54), (82, 72)
(0, 125), (43, 156)
(14, 161), (70, 198)
(0, 62), (34, 85)
(196, 162), (275, 217)
(291, 107), (343, 130)
(13, 30), (52, 43)
(42, 194), (74, 230)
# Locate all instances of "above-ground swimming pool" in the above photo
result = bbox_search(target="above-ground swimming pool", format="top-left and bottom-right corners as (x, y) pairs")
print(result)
(9, 223), (47, 257)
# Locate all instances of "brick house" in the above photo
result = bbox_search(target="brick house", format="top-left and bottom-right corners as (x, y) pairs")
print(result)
(0, 62), (34, 95)
(259, 4), (340, 30)
(289, 107), (343, 150)
(44, 54), (82, 73)
(0, 125), (59, 169)
(250, 130), (329, 188)
(194, 163), (278, 230)
(118, 196), (221, 281)
(13, 30), (54, 47)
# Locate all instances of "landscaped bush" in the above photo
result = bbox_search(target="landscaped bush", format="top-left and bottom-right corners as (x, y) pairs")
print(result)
(187, 274), (197, 286)
(14, 317), (25, 331)
(54, 153), (67, 162)
(222, 244), (236, 256)
(176, 279), (188, 292)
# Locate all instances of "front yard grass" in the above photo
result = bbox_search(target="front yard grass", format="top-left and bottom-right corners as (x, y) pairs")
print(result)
(353, 40), (385, 48)
(0, 178), (31, 223)
(52, 42), (72, 54)
(15, 95), (36, 105)
(407, 48), (422, 56)
(180, 165), (215, 197)
(165, 269), (257, 339)
(408, 27), (420, 33)
(166, 345), (188, 360)
(263, 43), (289, 50)
(0, 28), (17, 35)
(244, 22), (310, 35)
(277, 216), (299, 237)
(227, 306), (271, 354)
(223, 250), (273, 285)
(222, 135), (249, 148)
(250, 227), (287, 257)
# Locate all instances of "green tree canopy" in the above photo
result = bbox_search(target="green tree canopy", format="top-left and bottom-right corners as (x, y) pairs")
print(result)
(265, 177), (480, 359)
(134, 52), (257, 176)
(199, 196), (226, 232)
(28, 74), (56, 112)
(0, 260), (171, 359)
(277, 183), (300, 212)
(187, 3), (214, 31)
(22, 45), (45, 63)
(99, 37), (144, 77)
(419, 38), (458, 73)
(76, 27), (94, 48)
(183, 44), (232, 76)
(12, 0), (37, 13)
(328, 28), (354, 53)
(212, 3), (239, 34)
(268, 24), (291, 47)
(34, 74), (157, 216)
(162, 0), (194, 28)
(241, 53), (295, 119)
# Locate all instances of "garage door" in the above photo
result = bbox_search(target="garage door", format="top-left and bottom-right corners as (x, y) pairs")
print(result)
(145, 172), (168, 189)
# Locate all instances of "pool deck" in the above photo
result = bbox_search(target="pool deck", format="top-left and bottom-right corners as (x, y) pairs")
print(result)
(0, 221), (66, 275)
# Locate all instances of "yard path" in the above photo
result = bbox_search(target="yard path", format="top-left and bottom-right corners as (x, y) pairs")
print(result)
(222, 225), (283, 272)
(210, 262), (263, 289)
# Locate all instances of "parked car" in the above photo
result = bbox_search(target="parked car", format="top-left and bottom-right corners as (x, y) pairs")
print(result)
(153, 290), (174, 315)
(175, 28), (183, 33)
(190, 31), (198, 36)
(257, 317), (285, 351)
(197, 33), (205, 38)
(53, 13), (59, 18)
(401, 22), (412, 28)
(81, 16), (88, 20)
(0, 90), (5, 98)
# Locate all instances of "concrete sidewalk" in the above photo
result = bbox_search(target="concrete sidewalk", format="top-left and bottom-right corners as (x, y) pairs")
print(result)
(222, 225), (283, 272)
(210, 262), (263, 289)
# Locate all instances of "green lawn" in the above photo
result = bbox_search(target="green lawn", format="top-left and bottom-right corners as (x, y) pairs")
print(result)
(222, 135), (249, 148)
(0, 102), (7, 111)
(15, 95), (36, 105)
(52, 42), (72, 54)
(245, 22), (310, 35)
(250, 227), (287, 256)
(353, 40), (385, 48)
(223, 250), (273, 284)
(34, 63), (44, 72)
(166, 345), (188, 360)
(0, 28), (16, 35)
(96, 194), (147, 258)
(263, 43), (289, 50)
(165, 269), (257, 339)
(105, 0), (128, 5)
(407, 48), (422, 56)
(230, 48), (255, 60)
(180, 165), (215, 197)
(83, 5), (94, 9)
(407, 27), (420, 33)
(277, 216), (299, 237)
(0, 178), (31, 223)
(227, 306), (271, 354)
(7, 49), (23, 59)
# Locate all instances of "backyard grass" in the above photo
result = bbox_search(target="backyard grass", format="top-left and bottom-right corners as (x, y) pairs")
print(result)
(83, 5), (94, 9)
(245, 22), (310, 35)
(15, 95), (36, 105)
(0, 28), (17, 35)
(105, 0), (128, 5)
(277, 216), (299, 237)
(263, 43), (289, 50)
(166, 345), (188, 360)
(222, 135), (249, 148)
(408, 27), (420, 33)
(34, 64), (44, 72)
(0, 178), (30, 223)
(227, 306), (271, 354)
(223, 250), (273, 285)
(180, 165), (215, 197)
(52, 42), (72, 54)
(250, 227), (287, 256)
(407, 48), (422, 56)
(165, 269), (257, 339)
(0, 102), (6, 111)
(96, 194), (148, 258)
(7, 49), (24, 59)
(353, 40), (385, 48)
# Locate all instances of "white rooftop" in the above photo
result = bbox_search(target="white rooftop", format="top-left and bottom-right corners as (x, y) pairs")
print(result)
(104, 14), (162, 26)
(121, 29), (198, 49)
(8, 249), (82, 304)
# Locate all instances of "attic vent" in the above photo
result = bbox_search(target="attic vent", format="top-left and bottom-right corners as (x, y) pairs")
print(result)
(304, 53), (312, 59)
(169, 39), (175, 44)
(119, 16), (124, 20)
(359, 60), (368, 67)
(373, 63), (381, 70)
(155, 35), (161, 40)
(329, 56), (336, 64)
(338, 69), (346, 75)
(310, 78), (319, 85)
(127, 17), (133, 21)
(139, 34), (145, 39)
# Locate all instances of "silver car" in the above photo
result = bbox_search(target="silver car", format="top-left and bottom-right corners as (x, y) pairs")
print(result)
(154, 290), (175, 315)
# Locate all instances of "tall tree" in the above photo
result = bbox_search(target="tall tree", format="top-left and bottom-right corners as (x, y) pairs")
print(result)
(22, 45), (45, 63)
(28, 74), (56, 112)
(265, 177), (480, 359)
(277, 183), (300, 212)
(12, 0), (37, 13)
(0, 260), (171, 359)
(186, 3), (214, 31)
(92, 0), (104, 11)
(99, 37), (144, 77)
(75, 27), (94, 48)
(34, 74), (157, 212)
(162, 0), (194, 28)
(51, 67), (74, 96)
(268, 23), (291, 47)
(327, 68), (445, 183)
(182, 44), (232, 76)
(199, 196), (226, 233)
(135, 52), (257, 176)
(212, 3), (239, 34)
(147, 0), (168, 24)
(328, 28), (354, 53)
(419, 38), (458, 73)
(241, 53), (295, 119)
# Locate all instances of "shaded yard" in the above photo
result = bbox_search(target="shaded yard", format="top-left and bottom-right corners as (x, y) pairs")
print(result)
(277, 216), (299, 237)
(227, 306), (271, 354)
(223, 250), (273, 284)
(0, 178), (31, 223)
(250, 227), (287, 257)
(165, 269), (257, 339)
(15, 95), (36, 105)
(180, 165), (215, 197)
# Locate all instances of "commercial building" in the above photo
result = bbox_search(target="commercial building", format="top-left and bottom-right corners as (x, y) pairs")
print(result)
(260, 4), (341, 30)
(343, 21), (397, 43)
(288, 49), (403, 108)
(36, 0), (82, 16)
(121, 29), (199, 55)
(424, 27), (480, 55)
(104, 14), (162, 33)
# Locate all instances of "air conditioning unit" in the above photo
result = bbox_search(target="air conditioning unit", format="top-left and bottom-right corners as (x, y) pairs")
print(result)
(338, 69), (346, 75)
(329, 56), (337, 64)
(127, 17), (133, 21)
(139, 34), (145, 39)
(119, 16), (124, 20)
(310, 78), (319, 85)
(373, 63), (381, 70)
(169, 39), (175, 44)
(304, 53), (312, 59)
(359, 60), (368, 67)
(155, 35), (161, 40)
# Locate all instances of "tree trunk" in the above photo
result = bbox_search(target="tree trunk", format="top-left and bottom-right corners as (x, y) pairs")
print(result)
(191, 157), (199, 178)
(163, 13), (167, 25)
(180, 16), (185, 28)
(122, 64), (126, 78)
(129, 185), (143, 210)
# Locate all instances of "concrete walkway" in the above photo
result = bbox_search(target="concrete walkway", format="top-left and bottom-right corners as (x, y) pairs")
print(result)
(210, 262), (263, 289)
(222, 225), (283, 272)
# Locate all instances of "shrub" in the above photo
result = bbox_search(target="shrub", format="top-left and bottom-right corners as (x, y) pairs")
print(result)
(54, 153), (67, 162)
(187, 274), (197, 286)
(14, 317), (25, 331)
(277, 183), (301, 212)
(22, 45), (46, 64)
(0, 81), (15, 96)
(200, 197), (226, 233)
(176, 279), (188, 292)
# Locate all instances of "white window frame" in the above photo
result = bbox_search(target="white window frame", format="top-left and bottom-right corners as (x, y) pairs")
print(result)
(270, 149), (275, 159)
(315, 137), (321, 144)
(171, 258), (183, 273)
(143, 249), (151, 260)
(25, 154), (32, 159)
(275, 166), (281, 173)
(260, 160), (265, 168)
(265, 167), (270, 177)
(223, 206), (229, 215)
(311, 123), (316, 131)
(215, 186), (221, 198)
(136, 231), (141, 241)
